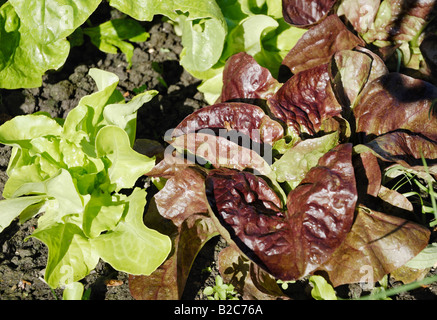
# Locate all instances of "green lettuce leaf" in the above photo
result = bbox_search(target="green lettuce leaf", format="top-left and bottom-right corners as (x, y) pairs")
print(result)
(0, 196), (47, 233)
(0, 68), (170, 290)
(103, 90), (158, 145)
(92, 188), (171, 275)
(83, 18), (150, 68)
(32, 222), (99, 288)
(0, 2), (70, 86)
(95, 125), (155, 191)
(0, 3), (69, 89)
(8, 0), (100, 44)
(109, 0), (227, 73)
(272, 132), (339, 189)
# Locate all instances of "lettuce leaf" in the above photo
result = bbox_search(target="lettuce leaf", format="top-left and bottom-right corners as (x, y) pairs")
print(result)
(8, 0), (100, 44)
(0, 2), (70, 89)
(83, 18), (150, 68)
(0, 68), (170, 290)
(282, 0), (338, 27)
(109, 0), (227, 73)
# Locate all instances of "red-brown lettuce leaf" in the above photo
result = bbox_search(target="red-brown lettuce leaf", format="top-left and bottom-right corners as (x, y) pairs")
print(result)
(154, 167), (208, 226)
(268, 63), (342, 136)
(353, 151), (382, 204)
(330, 47), (388, 109)
(170, 102), (284, 145)
(171, 132), (272, 175)
(354, 73), (437, 142)
(130, 208), (218, 299)
(282, 0), (338, 27)
(218, 246), (288, 300)
(284, 143), (357, 279)
(317, 206), (430, 287)
(218, 52), (281, 103)
(281, 14), (365, 75)
(205, 143), (357, 281)
(362, 0), (437, 44)
(420, 34), (437, 83)
(355, 131), (437, 177)
(205, 167), (288, 277)
(147, 150), (195, 179)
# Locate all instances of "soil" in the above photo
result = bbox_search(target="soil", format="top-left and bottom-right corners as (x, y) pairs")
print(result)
(0, 3), (436, 301)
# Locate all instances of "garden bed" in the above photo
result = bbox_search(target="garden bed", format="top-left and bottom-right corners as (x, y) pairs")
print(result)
(0, 5), (211, 300)
(0, 2), (436, 301)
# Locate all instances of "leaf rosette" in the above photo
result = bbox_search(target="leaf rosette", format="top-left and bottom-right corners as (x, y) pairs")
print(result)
(145, 7), (435, 298)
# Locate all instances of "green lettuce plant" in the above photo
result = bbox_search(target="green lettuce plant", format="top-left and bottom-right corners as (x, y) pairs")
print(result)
(0, 68), (171, 295)
(0, 0), (226, 89)
(0, 0), (305, 101)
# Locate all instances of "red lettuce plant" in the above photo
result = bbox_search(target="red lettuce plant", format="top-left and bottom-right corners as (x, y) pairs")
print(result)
(130, 4), (437, 299)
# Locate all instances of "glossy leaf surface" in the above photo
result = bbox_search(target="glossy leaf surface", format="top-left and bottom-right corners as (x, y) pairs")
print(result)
(268, 63), (342, 136)
(171, 102), (284, 145)
(281, 14), (365, 75)
(282, 0), (338, 26)
(218, 52), (281, 103)
(354, 73), (437, 143)
(319, 206), (431, 287)
(206, 144), (357, 280)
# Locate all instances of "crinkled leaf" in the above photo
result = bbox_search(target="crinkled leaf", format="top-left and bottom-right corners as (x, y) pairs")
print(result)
(0, 2), (69, 89)
(63, 68), (123, 144)
(11, 169), (84, 216)
(95, 125), (155, 191)
(171, 102), (283, 145)
(9, 0), (100, 44)
(281, 14), (365, 75)
(282, 0), (338, 27)
(282, 143), (357, 279)
(354, 73), (437, 143)
(83, 18), (150, 68)
(103, 90), (158, 145)
(362, 0), (436, 45)
(155, 167), (208, 227)
(0, 114), (62, 148)
(355, 131), (437, 176)
(206, 144), (357, 281)
(330, 47), (388, 108)
(110, 0), (227, 73)
(205, 168), (285, 276)
(92, 188), (171, 275)
(129, 199), (217, 300)
(218, 52), (281, 103)
(268, 63), (342, 136)
(171, 132), (272, 175)
(82, 192), (125, 239)
(318, 206), (431, 287)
